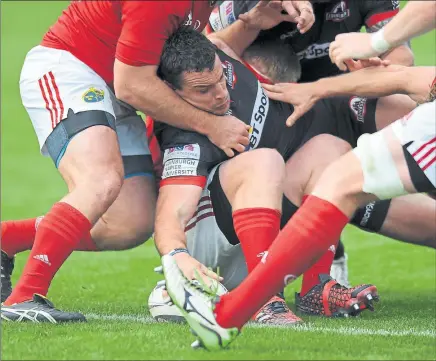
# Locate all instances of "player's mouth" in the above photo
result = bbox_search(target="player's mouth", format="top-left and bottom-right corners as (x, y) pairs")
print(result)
(216, 96), (230, 111)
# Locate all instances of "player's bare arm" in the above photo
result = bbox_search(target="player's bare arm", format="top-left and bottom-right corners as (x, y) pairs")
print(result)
(330, 1), (436, 70)
(314, 66), (435, 102)
(154, 183), (222, 283)
(382, 1), (436, 49)
(263, 66), (435, 125)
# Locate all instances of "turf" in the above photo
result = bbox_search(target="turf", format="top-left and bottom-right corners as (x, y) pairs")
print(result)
(1, 1), (435, 360)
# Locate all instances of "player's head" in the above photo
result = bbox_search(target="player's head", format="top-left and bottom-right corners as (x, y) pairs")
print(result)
(242, 38), (302, 84)
(158, 28), (230, 115)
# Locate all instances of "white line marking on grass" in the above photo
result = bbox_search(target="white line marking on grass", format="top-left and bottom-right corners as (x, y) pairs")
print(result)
(86, 313), (435, 338)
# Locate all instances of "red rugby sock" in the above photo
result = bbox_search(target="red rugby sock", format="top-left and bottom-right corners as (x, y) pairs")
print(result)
(4, 203), (91, 305)
(1, 216), (98, 255)
(214, 196), (349, 329)
(300, 245), (337, 296)
(233, 208), (281, 273)
(1, 218), (41, 257)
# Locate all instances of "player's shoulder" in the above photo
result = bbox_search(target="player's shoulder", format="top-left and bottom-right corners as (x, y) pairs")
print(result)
(209, 0), (257, 31)
(121, 0), (191, 17)
(355, 0), (400, 14)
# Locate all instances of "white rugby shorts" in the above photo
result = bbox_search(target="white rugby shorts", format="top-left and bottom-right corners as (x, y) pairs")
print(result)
(19, 45), (149, 159)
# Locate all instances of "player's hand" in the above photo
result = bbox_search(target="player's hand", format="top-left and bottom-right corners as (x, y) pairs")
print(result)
(344, 58), (391, 72)
(173, 252), (223, 285)
(238, 0), (298, 31)
(281, 1), (315, 34)
(330, 32), (380, 71)
(207, 115), (251, 157)
(263, 82), (317, 126)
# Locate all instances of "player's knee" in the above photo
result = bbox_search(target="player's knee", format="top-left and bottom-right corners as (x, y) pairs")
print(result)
(83, 169), (124, 210)
(94, 216), (154, 251)
(314, 152), (363, 208)
(250, 148), (285, 180)
(305, 134), (352, 161)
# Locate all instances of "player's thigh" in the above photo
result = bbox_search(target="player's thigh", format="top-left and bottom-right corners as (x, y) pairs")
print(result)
(284, 134), (351, 206)
(219, 148), (284, 205)
(375, 94), (416, 131)
(20, 45), (123, 185)
(91, 106), (158, 248)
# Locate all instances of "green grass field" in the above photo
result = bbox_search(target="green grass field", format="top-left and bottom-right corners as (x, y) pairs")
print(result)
(1, 1), (435, 360)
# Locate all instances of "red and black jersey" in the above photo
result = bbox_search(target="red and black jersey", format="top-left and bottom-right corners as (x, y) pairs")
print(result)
(207, 0), (400, 82)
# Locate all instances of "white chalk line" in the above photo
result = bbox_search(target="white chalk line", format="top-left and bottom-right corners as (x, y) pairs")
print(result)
(86, 313), (435, 338)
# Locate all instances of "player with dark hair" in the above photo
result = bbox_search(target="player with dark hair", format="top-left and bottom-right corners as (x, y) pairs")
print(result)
(162, 6), (436, 347)
(147, 23), (434, 326)
(207, 0), (415, 289)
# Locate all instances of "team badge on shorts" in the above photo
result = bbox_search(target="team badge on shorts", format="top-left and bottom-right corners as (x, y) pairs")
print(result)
(82, 87), (105, 103)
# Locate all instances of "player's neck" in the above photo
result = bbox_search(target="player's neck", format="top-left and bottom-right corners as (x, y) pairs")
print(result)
(242, 58), (273, 85)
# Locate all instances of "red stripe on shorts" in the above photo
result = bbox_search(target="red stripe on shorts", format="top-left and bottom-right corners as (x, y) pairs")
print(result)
(38, 77), (55, 129)
(43, 74), (59, 128)
(49, 71), (64, 124)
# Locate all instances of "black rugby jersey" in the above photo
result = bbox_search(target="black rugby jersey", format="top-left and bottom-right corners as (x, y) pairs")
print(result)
(208, 0), (400, 82)
(155, 50), (309, 181)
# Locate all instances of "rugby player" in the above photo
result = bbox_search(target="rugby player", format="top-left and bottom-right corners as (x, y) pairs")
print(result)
(147, 22), (434, 324)
(162, 9), (436, 349)
(0, 0), (245, 323)
(207, 0), (415, 287)
(1, 0), (313, 323)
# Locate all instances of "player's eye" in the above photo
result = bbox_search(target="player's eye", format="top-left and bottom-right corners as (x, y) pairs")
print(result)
(198, 88), (209, 94)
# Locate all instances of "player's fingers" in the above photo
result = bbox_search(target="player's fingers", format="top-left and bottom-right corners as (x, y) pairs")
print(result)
(281, 14), (298, 24)
(238, 13), (249, 23)
(233, 143), (246, 153)
(286, 106), (306, 126)
(286, 113), (299, 127)
(344, 59), (359, 72)
(281, 1), (299, 19)
(201, 266), (223, 282)
(264, 89), (285, 102)
(261, 83), (278, 92)
(298, 17), (314, 34)
(223, 147), (235, 157)
(258, 0), (270, 8)
(238, 136), (250, 146)
(361, 58), (377, 68)
(335, 54), (348, 71)
(329, 42), (337, 62)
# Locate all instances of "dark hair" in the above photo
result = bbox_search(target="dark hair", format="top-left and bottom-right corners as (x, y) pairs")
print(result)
(158, 28), (217, 90)
(243, 38), (302, 83)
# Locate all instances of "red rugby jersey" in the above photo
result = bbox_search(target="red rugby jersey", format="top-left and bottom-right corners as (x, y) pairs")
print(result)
(41, 1), (213, 85)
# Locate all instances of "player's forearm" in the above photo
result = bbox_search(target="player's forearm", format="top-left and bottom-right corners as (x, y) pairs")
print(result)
(154, 208), (189, 256)
(382, 1), (436, 48)
(154, 186), (202, 256)
(116, 74), (214, 136)
(381, 45), (414, 67)
(314, 66), (407, 99)
(212, 20), (261, 58)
